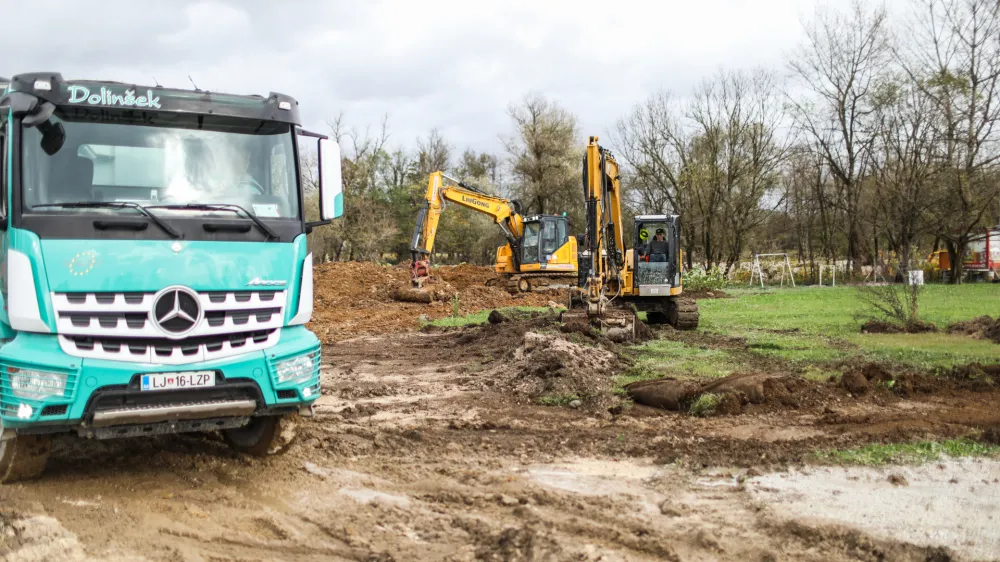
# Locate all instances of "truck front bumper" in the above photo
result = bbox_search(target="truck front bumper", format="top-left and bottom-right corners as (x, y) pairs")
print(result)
(0, 326), (321, 438)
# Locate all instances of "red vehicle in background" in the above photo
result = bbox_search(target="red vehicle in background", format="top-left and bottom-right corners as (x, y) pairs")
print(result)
(928, 227), (1000, 282)
(964, 228), (1000, 281)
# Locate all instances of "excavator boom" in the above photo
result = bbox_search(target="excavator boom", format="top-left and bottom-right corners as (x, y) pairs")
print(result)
(397, 171), (577, 302)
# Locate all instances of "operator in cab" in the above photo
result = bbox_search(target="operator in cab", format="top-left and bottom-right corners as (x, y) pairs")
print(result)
(638, 227), (669, 262)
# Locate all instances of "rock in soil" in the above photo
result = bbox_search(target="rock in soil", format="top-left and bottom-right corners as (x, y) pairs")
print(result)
(625, 378), (702, 411)
(840, 371), (869, 395)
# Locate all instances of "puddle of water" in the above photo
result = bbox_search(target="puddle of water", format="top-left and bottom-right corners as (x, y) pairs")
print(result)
(520, 459), (666, 515)
(749, 458), (1000, 561)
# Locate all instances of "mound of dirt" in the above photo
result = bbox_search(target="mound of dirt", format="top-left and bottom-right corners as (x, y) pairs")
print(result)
(947, 316), (1000, 344)
(475, 331), (625, 411)
(628, 359), (1000, 417)
(861, 319), (937, 334)
(308, 262), (560, 343)
(627, 372), (829, 415)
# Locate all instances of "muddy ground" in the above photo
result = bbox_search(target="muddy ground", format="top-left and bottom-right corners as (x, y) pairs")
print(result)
(0, 264), (998, 561)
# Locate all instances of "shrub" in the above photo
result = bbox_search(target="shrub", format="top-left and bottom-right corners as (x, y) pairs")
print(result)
(684, 266), (727, 291)
(689, 393), (722, 416)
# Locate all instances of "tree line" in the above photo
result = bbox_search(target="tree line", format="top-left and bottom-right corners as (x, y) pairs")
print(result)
(306, 0), (1000, 283)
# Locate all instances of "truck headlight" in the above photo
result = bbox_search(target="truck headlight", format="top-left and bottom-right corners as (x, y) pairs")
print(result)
(273, 351), (318, 385)
(6, 367), (68, 400)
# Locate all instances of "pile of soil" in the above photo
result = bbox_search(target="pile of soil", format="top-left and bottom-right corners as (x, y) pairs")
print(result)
(626, 372), (812, 415)
(309, 262), (559, 343)
(947, 316), (1000, 344)
(627, 361), (1000, 416)
(860, 319), (936, 334)
(473, 331), (626, 411)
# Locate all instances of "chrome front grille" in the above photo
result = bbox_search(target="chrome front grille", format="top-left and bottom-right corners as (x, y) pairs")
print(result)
(51, 289), (286, 364)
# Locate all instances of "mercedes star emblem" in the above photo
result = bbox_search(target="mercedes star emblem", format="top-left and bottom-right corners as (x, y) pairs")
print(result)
(151, 286), (202, 338)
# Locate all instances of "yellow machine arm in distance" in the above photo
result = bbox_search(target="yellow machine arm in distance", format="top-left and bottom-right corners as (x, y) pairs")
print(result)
(408, 171), (524, 282)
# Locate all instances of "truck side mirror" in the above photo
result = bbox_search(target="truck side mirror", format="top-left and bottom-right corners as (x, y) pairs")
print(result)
(299, 128), (343, 229)
(317, 137), (343, 221)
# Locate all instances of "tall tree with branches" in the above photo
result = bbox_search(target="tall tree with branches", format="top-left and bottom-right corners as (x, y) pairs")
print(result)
(788, 0), (893, 275)
(903, 0), (1000, 282)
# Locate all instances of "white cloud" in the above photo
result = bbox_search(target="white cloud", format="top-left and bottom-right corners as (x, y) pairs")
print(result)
(1, 0), (873, 156)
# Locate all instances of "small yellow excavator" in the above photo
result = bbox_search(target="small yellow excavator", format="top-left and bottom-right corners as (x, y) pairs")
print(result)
(563, 136), (699, 339)
(395, 171), (578, 302)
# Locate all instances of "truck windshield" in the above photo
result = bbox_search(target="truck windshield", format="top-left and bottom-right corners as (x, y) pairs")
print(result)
(21, 108), (299, 219)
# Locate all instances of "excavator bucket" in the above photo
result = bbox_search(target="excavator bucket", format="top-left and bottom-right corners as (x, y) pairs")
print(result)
(560, 291), (637, 342)
(392, 260), (437, 303)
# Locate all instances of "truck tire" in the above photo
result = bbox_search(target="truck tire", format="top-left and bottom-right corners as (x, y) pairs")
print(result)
(224, 415), (283, 457)
(0, 434), (52, 483)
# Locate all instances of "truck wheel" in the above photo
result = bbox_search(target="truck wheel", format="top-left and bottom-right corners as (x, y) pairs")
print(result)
(224, 415), (284, 457)
(0, 434), (52, 483)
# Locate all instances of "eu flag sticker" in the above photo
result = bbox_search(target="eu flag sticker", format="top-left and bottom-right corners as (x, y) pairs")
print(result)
(141, 375), (150, 391)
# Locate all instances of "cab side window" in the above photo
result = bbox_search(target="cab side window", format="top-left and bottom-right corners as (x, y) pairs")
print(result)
(542, 220), (557, 255)
(556, 219), (567, 248)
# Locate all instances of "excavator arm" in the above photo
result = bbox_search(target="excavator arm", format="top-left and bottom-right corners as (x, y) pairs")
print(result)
(565, 136), (636, 338)
(408, 171), (523, 286)
(580, 137), (626, 305)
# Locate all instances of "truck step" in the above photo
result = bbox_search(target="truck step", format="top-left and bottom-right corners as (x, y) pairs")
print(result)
(90, 399), (258, 428)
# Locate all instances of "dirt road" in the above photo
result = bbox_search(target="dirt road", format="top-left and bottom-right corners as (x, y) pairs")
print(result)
(1, 313), (998, 561)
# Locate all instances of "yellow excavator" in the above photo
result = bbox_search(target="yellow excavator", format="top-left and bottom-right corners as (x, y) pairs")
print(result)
(563, 136), (699, 338)
(395, 171), (578, 302)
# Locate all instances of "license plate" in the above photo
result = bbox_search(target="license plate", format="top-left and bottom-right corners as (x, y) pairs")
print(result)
(141, 371), (215, 391)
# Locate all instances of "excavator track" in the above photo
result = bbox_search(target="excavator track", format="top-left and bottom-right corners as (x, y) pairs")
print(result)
(667, 296), (699, 330)
(497, 274), (577, 294)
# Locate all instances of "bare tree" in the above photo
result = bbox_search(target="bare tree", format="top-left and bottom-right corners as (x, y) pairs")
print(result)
(503, 93), (582, 224)
(687, 69), (790, 272)
(866, 76), (939, 275)
(615, 91), (694, 266)
(788, 0), (893, 275)
(903, 0), (1000, 282)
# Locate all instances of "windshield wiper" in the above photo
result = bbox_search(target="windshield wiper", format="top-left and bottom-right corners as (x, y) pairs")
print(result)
(31, 201), (181, 238)
(148, 203), (279, 240)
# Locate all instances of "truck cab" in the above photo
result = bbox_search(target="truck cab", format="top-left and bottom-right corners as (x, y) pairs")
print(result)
(0, 73), (343, 481)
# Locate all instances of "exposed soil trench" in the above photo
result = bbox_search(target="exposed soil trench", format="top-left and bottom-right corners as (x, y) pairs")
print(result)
(0, 314), (998, 561)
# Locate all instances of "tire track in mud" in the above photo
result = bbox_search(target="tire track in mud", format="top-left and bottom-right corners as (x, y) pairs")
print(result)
(0, 324), (995, 560)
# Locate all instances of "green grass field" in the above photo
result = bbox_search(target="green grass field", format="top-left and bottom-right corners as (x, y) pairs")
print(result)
(814, 439), (1000, 466)
(626, 284), (1000, 383)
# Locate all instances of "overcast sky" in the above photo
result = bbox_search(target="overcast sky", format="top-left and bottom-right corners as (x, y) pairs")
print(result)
(2, 0), (871, 157)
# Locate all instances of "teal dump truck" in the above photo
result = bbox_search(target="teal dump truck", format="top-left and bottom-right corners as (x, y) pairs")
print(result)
(0, 72), (343, 481)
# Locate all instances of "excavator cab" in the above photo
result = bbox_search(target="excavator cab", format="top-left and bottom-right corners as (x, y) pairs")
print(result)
(633, 215), (681, 295)
(520, 215), (570, 265)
